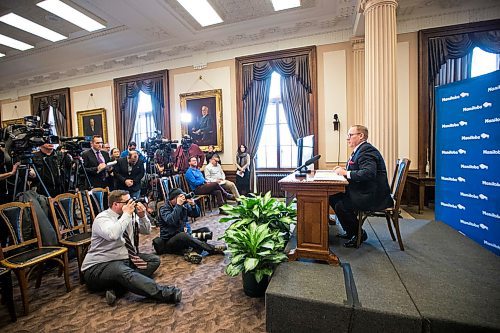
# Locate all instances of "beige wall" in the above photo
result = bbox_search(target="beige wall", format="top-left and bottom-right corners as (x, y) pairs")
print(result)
(0, 33), (420, 170)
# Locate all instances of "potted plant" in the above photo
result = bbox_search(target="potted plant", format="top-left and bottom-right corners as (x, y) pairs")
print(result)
(220, 222), (288, 297)
(220, 192), (296, 240)
(219, 192), (296, 296)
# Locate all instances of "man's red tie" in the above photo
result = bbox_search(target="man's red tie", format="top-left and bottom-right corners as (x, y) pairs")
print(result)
(123, 229), (148, 269)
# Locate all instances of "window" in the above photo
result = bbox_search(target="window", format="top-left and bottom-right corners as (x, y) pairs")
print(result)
(131, 91), (156, 147)
(471, 47), (499, 78)
(255, 72), (297, 169)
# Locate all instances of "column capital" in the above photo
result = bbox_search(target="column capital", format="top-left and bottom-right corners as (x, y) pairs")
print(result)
(351, 37), (365, 51)
(360, 0), (398, 14)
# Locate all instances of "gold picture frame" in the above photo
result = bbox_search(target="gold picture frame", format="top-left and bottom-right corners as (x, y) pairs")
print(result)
(77, 108), (108, 143)
(1, 117), (25, 127)
(180, 89), (223, 151)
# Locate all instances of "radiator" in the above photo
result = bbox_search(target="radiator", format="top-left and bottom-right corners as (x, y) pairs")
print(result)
(256, 173), (288, 197)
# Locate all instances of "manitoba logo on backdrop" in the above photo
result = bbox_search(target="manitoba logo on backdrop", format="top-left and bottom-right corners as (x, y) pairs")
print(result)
(441, 91), (469, 102)
(442, 120), (467, 128)
(460, 219), (489, 230)
(440, 176), (466, 182)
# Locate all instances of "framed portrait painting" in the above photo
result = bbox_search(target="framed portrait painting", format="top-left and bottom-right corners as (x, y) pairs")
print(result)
(77, 108), (108, 142)
(1, 117), (25, 127)
(180, 89), (223, 151)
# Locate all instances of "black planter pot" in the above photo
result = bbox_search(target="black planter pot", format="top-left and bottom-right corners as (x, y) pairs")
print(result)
(242, 272), (269, 297)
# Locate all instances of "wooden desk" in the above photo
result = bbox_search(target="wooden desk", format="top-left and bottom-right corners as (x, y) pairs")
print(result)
(406, 173), (435, 214)
(279, 172), (348, 265)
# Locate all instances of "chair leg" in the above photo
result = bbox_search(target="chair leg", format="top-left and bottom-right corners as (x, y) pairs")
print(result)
(0, 271), (17, 322)
(391, 212), (405, 251)
(356, 212), (365, 248)
(35, 263), (44, 289)
(62, 252), (72, 292)
(385, 212), (396, 241)
(15, 269), (30, 315)
(76, 246), (84, 284)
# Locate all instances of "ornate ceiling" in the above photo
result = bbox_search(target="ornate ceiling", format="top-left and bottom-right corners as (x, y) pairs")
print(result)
(0, 0), (498, 94)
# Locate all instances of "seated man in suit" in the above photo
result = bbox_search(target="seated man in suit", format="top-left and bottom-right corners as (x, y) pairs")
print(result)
(113, 150), (145, 199)
(82, 135), (111, 189)
(184, 156), (234, 209)
(329, 125), (393, 248)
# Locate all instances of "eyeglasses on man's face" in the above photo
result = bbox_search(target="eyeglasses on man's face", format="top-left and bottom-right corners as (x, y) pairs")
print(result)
(347, 133), (361, 138)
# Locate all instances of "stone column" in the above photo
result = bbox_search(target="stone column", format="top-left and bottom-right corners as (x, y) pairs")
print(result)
(361, 0), (398, 178)
(351, 37), (365, 126)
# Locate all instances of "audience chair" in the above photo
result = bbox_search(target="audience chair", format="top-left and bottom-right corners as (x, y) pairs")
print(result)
(49, 193), (92, 283)
(0, 267), (16, 322)
(0, 201), (71, 315)
(160, 177), (170, 202)
(85, 187), (109, 222)
(357, 158), (411, 250)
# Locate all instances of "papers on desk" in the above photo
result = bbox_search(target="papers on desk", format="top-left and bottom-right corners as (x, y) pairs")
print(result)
(313, 170), (345, 181)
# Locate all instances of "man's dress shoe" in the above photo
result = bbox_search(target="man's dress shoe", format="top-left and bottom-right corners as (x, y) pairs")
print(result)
(343, 230), (368, 248)
(336, 232), (353, 240)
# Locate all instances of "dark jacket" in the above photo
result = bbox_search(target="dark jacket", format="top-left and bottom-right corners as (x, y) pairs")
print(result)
(32, 150), (71, 197)
(113, 157), (145, 193)
(347, 142), (393, 211)
(158, 202), (200, 240)
(82, 148), (111, 189)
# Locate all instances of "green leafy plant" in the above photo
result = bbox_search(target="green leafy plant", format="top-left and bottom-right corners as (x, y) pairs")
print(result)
(221, 222), (288, 283)
(220, 191), (296, 240)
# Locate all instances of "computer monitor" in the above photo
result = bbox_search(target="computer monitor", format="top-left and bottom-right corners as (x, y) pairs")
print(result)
(297, 134), (314, 168)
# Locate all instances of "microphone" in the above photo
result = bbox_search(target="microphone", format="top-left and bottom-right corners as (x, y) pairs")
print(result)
(294, 155), (321, 172)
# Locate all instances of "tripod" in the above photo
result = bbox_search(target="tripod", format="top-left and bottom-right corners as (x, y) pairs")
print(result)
(12, 157), (50, 200)
(66, 155), (93, 192)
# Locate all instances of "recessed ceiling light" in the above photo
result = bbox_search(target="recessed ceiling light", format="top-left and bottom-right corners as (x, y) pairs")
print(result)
(36, 0), (106, 32)
(177, 0), (223, 27)
(271, 0), (301, 11)
(0, 34), (34, 51)
(0, 13), (67, 42)
(0, 53), (5, 57)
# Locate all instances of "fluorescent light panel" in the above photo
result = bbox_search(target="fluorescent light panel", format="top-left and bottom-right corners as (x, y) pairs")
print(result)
(37, 0), (106, 32)
(177, 0), (223, 27)
(0, 34), (33, 51)
(271, 0), (301, 11)
(0, 13), (67, 42)
(0, 53), (5, 57)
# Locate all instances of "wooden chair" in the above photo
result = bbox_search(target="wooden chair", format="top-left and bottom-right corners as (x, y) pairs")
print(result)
(357, 158), (411, 250)
(85, 187), (109, 222)
(49, 193), (92, 283)
(159, 177), (170, 202)
(0, 201), (71, 315)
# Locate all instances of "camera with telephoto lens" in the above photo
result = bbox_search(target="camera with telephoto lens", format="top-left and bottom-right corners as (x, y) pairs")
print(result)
(133, 197), (149, 205)
(184, 192), (195, 199)
(191, 231), (213, 242)
(59, 136), (92, 157)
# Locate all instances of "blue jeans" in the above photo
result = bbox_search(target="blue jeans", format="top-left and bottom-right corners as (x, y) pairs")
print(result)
(83, 254), (175, 301)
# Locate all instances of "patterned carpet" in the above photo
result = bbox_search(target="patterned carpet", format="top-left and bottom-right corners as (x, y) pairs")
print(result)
(0, 211), (266, 333)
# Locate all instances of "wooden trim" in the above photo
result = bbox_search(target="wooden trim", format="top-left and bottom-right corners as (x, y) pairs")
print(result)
(417, 19), (500, 176)
(30, 87), (72, 136)
(235, 46), (319, 166)
(113, 70), (170, 150)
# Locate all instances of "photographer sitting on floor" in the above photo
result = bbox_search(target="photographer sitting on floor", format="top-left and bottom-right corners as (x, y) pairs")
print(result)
(153, 188), (226, 264)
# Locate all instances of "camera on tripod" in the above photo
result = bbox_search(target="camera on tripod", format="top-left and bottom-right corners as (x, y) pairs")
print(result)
(2, 116), (59, 163)
(142, 132), (178, 158)
(59, 136), (92, 157)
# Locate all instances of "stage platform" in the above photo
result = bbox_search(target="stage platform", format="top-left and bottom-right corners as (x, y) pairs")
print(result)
(266, 218), (500, 333)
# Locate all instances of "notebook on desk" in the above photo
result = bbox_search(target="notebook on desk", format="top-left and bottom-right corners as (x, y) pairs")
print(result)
(313, 170), (345, 181)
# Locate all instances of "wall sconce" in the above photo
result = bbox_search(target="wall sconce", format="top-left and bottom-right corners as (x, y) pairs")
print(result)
(333, 113), (340, 131)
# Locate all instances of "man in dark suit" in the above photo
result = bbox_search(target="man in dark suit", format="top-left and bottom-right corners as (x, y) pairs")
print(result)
(82, 135), (111, 189)
(113, 150), (145, 199)
(329, 125), (393, 248)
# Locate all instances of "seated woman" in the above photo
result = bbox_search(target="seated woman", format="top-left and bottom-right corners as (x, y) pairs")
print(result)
(153, 188), (226, 264)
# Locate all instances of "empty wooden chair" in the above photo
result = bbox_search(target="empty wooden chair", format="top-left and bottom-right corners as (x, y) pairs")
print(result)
(49, 193), (92, 283)
(357, 158), (411, 250)
(85, 187), (109, 222)
(0, 201), (71, 315)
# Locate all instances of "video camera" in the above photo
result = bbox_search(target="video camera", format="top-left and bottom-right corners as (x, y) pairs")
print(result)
(142, 131), (178, 158)
(2, 116), (59, 162)
(181, 135), (193, 150)
(59, 136), (92, 157)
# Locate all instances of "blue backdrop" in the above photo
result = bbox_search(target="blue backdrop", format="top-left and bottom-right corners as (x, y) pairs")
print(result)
(435, 70), (500, 255)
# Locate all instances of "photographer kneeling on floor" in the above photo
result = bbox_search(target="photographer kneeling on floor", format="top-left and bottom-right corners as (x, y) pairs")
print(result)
(153, 188), (226, 264)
